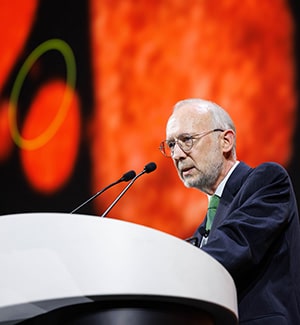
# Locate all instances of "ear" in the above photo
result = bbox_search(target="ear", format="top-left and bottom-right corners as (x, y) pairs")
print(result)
(221, 129), (235, 155)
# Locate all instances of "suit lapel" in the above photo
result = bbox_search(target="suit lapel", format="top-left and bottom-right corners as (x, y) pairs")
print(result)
(210, 162), (252, 232)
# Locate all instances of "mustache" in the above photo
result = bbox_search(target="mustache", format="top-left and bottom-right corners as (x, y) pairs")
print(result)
(177, 163), (194, 172)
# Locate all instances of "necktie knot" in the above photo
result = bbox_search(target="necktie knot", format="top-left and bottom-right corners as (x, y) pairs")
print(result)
(206, 195), (220, 231)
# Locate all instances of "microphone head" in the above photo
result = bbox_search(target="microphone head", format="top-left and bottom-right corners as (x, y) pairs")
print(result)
(120, 170), (136, 182)
(144, 162), (157, 173)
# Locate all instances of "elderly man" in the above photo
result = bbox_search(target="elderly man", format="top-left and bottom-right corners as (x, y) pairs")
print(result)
(160, 98), (300, 324)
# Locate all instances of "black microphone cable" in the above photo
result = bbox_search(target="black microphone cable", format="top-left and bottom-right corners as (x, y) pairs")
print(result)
(70, 170), (136, 214)
(100, 162), (157, 218)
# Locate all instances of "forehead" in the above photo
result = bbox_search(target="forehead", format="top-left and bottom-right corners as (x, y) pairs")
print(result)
(166, 105), (210, 138)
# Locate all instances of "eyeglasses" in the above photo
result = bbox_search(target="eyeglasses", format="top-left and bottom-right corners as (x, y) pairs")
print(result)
(159, 129), (224, 158)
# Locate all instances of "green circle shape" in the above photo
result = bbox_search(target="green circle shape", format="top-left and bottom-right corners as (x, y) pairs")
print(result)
(9, 38), (76, 150)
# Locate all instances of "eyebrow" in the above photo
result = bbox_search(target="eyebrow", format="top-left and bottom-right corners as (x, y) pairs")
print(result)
(167, 133), (196, 141)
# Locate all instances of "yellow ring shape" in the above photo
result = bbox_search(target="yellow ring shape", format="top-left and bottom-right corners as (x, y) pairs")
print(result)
(8, 38), (76, 150)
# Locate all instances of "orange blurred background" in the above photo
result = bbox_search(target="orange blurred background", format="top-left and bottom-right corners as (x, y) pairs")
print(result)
(0, 0), (299, 239)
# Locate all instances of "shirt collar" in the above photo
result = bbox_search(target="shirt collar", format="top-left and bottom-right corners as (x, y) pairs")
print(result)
(209, 161), (240, 199)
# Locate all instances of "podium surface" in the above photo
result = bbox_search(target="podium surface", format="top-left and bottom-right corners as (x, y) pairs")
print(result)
(0, 213), (238, 324)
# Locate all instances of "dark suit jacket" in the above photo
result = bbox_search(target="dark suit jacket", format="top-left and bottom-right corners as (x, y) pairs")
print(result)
(195, 162), (300, 324)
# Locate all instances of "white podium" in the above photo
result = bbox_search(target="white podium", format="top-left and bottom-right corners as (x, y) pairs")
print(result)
(0, 213), (238, 324)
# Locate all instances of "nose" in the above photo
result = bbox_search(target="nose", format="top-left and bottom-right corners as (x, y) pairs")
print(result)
(172, 142), (187, 160)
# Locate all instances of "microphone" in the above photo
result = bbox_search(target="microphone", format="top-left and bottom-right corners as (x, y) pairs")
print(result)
(199, 226), (210, 237)
(70, 170), (136, 214)
(100, 162), (157, 218)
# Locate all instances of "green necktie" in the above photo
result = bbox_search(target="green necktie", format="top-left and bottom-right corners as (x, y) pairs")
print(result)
(206, 195), (220, 231)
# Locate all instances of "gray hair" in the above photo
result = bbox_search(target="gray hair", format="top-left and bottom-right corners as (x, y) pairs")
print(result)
(173, 98), (237, 157)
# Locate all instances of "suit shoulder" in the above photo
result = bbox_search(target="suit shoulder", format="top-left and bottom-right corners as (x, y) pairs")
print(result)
(255, 162), (288, 176)
(248, 162), (290, 186)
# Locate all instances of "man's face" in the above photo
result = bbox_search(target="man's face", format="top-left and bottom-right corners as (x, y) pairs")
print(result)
(166, 105), (224, 194)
